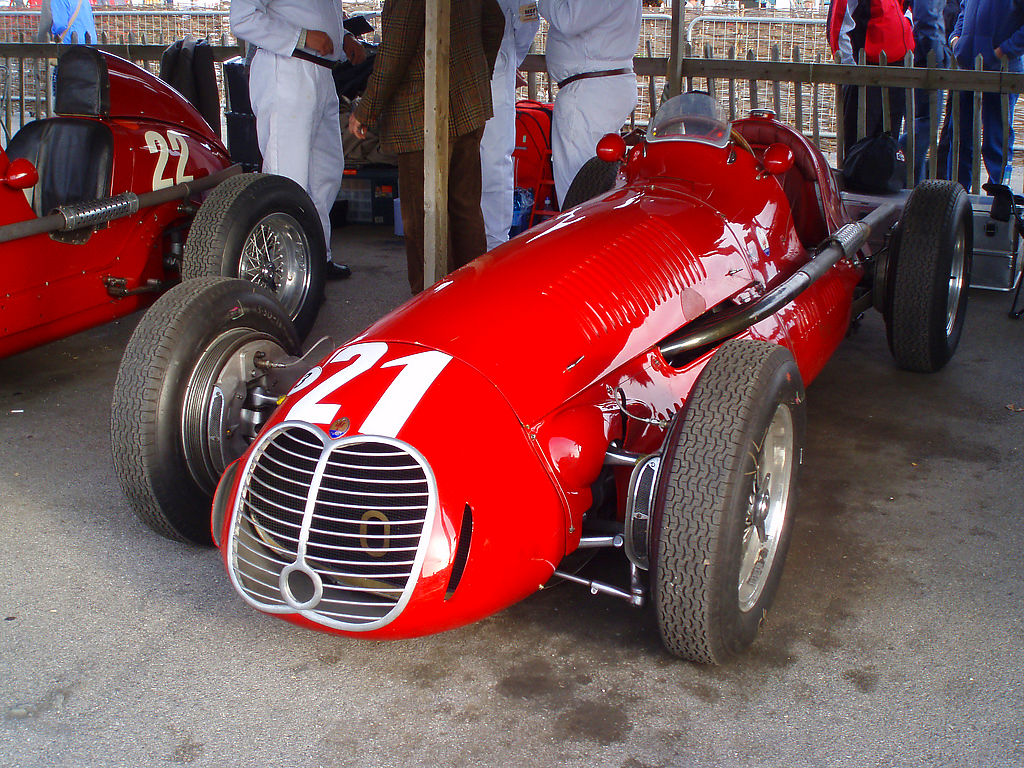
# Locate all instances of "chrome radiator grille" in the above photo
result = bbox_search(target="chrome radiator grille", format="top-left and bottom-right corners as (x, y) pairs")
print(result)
(227, 423), (435, 631)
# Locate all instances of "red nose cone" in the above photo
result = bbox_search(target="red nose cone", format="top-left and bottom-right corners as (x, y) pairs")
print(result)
(596, 133), (627, 163)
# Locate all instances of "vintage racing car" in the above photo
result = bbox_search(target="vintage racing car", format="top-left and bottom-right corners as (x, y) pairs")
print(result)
(0, 45), (327, 359)
(111, 93), (972, 663)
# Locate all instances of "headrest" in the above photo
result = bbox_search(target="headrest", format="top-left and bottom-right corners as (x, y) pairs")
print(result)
(55, 46), (110, 118)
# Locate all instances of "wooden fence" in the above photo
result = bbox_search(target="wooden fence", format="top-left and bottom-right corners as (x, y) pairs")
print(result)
(1, 40), (1022, 195)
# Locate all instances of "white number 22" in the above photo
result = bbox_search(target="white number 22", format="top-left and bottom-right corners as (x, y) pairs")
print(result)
(144, 130), (194, 190)
(287, 342), (452, 438)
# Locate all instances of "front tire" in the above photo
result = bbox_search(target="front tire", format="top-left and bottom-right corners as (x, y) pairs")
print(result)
(886, 180), (972, 372)
(652, 340), (806, 664)
(111, 277), (300, 544)
(183, 173), (326, 340)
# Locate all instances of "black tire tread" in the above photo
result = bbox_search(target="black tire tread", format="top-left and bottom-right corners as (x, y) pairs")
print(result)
(888, 180), (970, 372)
(111, 276), (298, 544)
(181, 173), (267, 280)
(182, 173), (325, 339)
(654, 340), (804, 663)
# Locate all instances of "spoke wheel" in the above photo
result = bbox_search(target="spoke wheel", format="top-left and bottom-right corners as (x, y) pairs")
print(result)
(183, 173), (326, 339)
(237, 213), (312, 322)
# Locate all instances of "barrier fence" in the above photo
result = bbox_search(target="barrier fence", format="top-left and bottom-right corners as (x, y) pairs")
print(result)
(2, 5), (1023, 193)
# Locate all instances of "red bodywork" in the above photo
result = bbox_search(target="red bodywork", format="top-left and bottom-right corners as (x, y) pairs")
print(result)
(0, 51), (231, 359)
(214, 112), (865, 639)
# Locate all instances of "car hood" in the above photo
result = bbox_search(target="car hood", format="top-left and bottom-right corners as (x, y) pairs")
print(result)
(355, 185), (754, 426)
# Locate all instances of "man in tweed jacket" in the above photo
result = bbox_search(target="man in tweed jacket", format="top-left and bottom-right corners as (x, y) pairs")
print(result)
(349, 0), (504, 294)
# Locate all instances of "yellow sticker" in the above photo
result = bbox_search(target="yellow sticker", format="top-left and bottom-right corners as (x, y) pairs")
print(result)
(519, 2), (538, 23)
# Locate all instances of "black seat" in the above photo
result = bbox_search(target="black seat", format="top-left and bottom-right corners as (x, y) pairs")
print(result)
(734, 118), (829, 247)
(4, 46), (113, 217)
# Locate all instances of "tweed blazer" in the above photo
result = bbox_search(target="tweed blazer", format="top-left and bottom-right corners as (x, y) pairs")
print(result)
(353, 0), (504, 154)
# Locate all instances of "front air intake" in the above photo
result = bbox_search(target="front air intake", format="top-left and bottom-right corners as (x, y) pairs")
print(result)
(226, 423), (436, 631)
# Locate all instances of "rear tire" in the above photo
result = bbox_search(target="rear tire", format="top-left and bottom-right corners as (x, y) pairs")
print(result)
(886, 180), (972, 372)
(183, 173), (326, 340)
(561, 156), (621, 210)
(111, 277), (299, 544)
(652, 340), (805, 664)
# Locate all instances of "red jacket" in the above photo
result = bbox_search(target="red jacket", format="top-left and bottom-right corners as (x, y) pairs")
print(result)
(828, 0), (916, 64)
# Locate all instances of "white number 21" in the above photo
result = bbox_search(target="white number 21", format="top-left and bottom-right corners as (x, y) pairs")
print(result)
(286, 342), (452, 438)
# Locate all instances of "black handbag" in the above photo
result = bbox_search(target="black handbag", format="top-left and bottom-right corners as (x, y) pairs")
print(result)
(842, 133), (906, 193)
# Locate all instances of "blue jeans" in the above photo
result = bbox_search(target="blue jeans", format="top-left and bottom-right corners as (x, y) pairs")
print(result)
(948, 89), (1019, 190)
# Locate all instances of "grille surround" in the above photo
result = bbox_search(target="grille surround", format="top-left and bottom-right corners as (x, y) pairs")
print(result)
(226, 421), (437, 632)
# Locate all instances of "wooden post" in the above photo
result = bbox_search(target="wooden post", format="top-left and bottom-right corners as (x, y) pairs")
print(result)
(1000, 58), (1010, 185)
(793, 45), (803, 133)
(771, 44), (781, 115)
(905, 51), (914, 188)
(857, 48), (867, 144)
(747, 49), (758, 111)
(728, 45), (736, 122)
(929, 49), (940, 181)
(972, 54), (982, 193)
(424, 0), (450, 287)
(704, 43), (716, 103)
(667, 0), (684, 99)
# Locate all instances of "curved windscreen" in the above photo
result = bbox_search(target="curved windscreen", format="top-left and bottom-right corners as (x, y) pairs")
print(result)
(649, 92), (731, 148)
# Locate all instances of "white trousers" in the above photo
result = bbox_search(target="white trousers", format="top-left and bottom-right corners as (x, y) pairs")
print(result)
(479, 46), (518, 250)
(250, 50), (344, 261)
(550, 73), (636, 207)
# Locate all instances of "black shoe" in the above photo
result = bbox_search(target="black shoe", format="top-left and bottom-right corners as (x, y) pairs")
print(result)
(326, 262), (352, 280)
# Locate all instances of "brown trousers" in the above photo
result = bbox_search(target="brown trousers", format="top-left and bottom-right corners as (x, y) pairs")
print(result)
(396, 127), (487, 294)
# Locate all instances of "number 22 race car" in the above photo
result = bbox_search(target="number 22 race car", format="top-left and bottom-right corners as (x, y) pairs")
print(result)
(1, 45), (328, 361)
(111, 92), (973, 663)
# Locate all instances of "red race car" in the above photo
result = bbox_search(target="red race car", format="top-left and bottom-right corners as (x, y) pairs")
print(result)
(0, 45), (327, 359)
(112, 92), (972, 663)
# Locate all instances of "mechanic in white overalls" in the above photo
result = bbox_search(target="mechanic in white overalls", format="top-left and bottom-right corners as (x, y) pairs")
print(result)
(538, 0), (641, 207)
(230, 0), (364, 279)
(479, 1), (539, 250)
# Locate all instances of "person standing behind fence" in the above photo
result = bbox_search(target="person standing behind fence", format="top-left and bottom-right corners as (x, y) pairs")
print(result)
(947, 0), (1024, 190)
(827, 0), (915, 156)
(36, 0), (97, 45)
(479, 1), (539, 250)
(906, 0), (950, 182)
(538, 0), (641, 208)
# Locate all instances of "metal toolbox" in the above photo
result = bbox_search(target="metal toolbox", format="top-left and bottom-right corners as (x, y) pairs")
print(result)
(969, 193), (1022, 291)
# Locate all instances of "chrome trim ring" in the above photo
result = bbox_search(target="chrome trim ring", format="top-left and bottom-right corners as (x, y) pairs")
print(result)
(181, 329), (290, 495)
(239, 212), (311, 320)
(738, 402), (795, 613)
(946, 222), (967, 338)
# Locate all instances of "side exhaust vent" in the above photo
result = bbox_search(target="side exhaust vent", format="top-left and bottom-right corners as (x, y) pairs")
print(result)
(445, 505), (473, 600)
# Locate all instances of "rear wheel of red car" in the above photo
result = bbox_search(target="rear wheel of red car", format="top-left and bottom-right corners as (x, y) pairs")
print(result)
(183, 173), (326, 340)
(111, 276), (299, 544)
(561, 157), (621, 210)
(651, 340), (805, 664)
(885, 180), (972, 372)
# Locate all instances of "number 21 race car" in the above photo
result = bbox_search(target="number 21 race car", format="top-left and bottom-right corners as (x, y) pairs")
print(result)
(111, 92), (972, 663)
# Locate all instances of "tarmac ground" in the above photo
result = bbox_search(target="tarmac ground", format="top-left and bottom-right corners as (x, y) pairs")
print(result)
(1, 223), (1023, 768)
